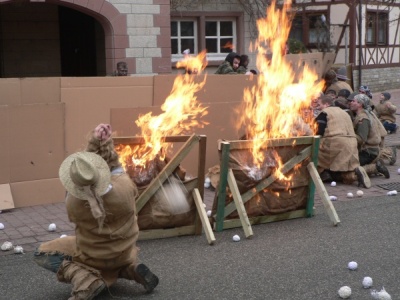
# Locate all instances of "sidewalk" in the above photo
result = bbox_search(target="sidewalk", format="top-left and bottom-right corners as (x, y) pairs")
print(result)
(1, 88), (400, 257)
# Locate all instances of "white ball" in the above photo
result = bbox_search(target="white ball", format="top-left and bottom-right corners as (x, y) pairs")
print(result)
(205, 177), (211, 183)
(356, 190), (364, 197)
(347, 192), (354, 198)
(331, 181), (337, 187)
(348, 261), (358, 270)
(13, 245), (24, 254)
(206, 210), (212, 217)
(397, 168), (400, 175)
(232, 234), (240, 242)
(0, 223), (4, 230)
(48, 223), (57, 232)
(1, 241), (13, 251)
(60, 234), (67, 238)
(204, 182), (210, 188)
(338, 286), (352, 299)
(329, 195), (337, 201)
(362, 276), (373, 288)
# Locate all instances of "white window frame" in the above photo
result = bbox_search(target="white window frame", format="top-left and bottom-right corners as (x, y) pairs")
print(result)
(204, 19), (237, 61)
(171, 19), (198, 61)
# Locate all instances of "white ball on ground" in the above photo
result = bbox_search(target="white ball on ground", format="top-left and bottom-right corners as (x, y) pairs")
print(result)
(348, 261), (358, 270)
(329, 195), (337, 201)
(205, 177), (211, 184)
(338, 286), (352, 299)
(331, 181), (337, 187)
(397, 168), (400, 175)
(356, 190), (364, 197)
(232, 234), (240, 242)
(13, 245), (24, 254)
(60, 234), (67, 238)
(347, 192), (354, 198)
(362, 276), (373, 288)
(206, 210), (212, 217)
(1, 241), (13, 251)
(0, 223), (4, 230)
(48, 223), (57, 232)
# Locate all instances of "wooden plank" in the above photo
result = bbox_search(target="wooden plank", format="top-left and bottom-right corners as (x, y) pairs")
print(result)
(307, 162), (340, 226)
(113, 135), (190, 145)
(136, 134), (200, 212)
(216, 142), (231, 232)
(223, 146), (312, 218)
(306, 136), (320, 217)
(192, 188), (216, 245)
(218, 136), (314, 151)
(194, 135), (207, 235)
(138, 225), (196, 240)
(227, 169), (253, 238)
(220, 209), (308, 230)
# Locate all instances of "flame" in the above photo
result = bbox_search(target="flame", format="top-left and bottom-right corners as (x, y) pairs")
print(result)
(117, 51), (209, 169)
(236, 0), (324, 166)
(222, 41), (234, 50)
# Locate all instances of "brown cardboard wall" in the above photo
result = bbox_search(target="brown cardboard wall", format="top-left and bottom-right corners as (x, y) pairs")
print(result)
(21, 77), (61, 104)
(9, 103), (65, 182)
(61, 77), (154, 155)
(10, 178), (65, 207)
(0, 79), (21, 105)
(0, 106), (10, 184)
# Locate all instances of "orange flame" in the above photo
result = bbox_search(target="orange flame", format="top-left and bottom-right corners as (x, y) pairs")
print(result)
(222, 41), (234, 50)
(118, 51), (209, 169)
(236, 0), (324, 166)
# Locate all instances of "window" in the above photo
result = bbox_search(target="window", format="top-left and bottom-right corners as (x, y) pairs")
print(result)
(171, 13), (242, 63)
(366, 11), (388, 45)
(171, 20), (197, 55)
(289, 12), (328, 48)
(205, 20), (236, 54)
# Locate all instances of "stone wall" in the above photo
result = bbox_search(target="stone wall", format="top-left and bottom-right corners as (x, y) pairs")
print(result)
(353, 67), (400, 93)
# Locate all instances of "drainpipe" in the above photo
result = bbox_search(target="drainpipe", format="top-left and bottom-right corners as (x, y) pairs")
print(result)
(358, 0), (362, 86)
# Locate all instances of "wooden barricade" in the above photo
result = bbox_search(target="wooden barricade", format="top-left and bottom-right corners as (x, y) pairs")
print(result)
(114, 134), (215, 245)
(213, 136), (339, 238)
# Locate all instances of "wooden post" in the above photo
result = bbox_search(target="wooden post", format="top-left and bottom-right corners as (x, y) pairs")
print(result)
(227, 169), (253, 238)
(215, 141), (230, 232)
(307, 162), (340, 226)
(306, 136), (320, 217)
(193, 188), (216, 245)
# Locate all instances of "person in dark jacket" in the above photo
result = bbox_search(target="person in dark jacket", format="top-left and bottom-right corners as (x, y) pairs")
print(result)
(215, 52), (241, 74)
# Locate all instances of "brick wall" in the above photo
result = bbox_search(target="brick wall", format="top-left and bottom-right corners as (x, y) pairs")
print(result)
(353, 67), (400, 93)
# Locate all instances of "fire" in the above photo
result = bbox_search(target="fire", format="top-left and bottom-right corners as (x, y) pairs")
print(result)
(236, 0), (324, 166)
(117, 51), (209, 170)
(222, 41), (234, 50)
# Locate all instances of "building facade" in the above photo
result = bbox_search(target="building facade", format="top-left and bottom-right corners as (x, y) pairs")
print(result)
(0, 0), (399, 91)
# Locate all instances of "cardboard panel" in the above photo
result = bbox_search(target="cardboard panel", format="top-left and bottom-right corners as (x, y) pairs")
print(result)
(10, 178), (65, 208)
(153, 74), (256, 107)
(0, 106), (10, 184)
(21, 77), (61, 104)
(0, 184), (14, 210)
(9, 103), (65, 182)
(0, 78), (21, 105)
(61, 76), (153, 88)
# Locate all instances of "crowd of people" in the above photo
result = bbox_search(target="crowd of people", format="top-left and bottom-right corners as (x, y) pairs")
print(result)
(314, 69), (398, 188)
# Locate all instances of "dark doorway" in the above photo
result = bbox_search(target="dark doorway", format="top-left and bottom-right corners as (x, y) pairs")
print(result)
(59, 6), (97, 76)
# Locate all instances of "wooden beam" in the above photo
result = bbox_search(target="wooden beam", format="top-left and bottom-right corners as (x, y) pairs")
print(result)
(136, 134), (200, 212)
(307, 162), (340, 226)
(218, 136), (314, 151)
(227, 169), (253, 238)
(192, 188), (216, 245)
(216, 141), (231, 232)
(113, 135), (191, 145)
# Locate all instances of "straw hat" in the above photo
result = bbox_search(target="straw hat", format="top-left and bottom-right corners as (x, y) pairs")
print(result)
(59, 152), (111, 200)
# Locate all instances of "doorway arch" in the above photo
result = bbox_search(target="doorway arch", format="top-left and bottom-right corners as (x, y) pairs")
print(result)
(0, 0), (128, 77)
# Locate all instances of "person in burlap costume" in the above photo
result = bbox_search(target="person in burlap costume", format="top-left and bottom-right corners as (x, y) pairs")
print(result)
(315, 95), (370, 188)
(323, 69), (353, 95)
(349, 94), (390, 179)
(374, 92), (398, 134)
(33, 124), (159, 300)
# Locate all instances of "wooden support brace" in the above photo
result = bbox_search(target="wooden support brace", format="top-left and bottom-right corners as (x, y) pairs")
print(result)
(307, 162), (340, 226)
(227, 169), (254, 238)
(192, 188), (216, 245)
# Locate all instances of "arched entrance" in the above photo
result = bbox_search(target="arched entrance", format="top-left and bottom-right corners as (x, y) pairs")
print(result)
(0, 0), (127, 77)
